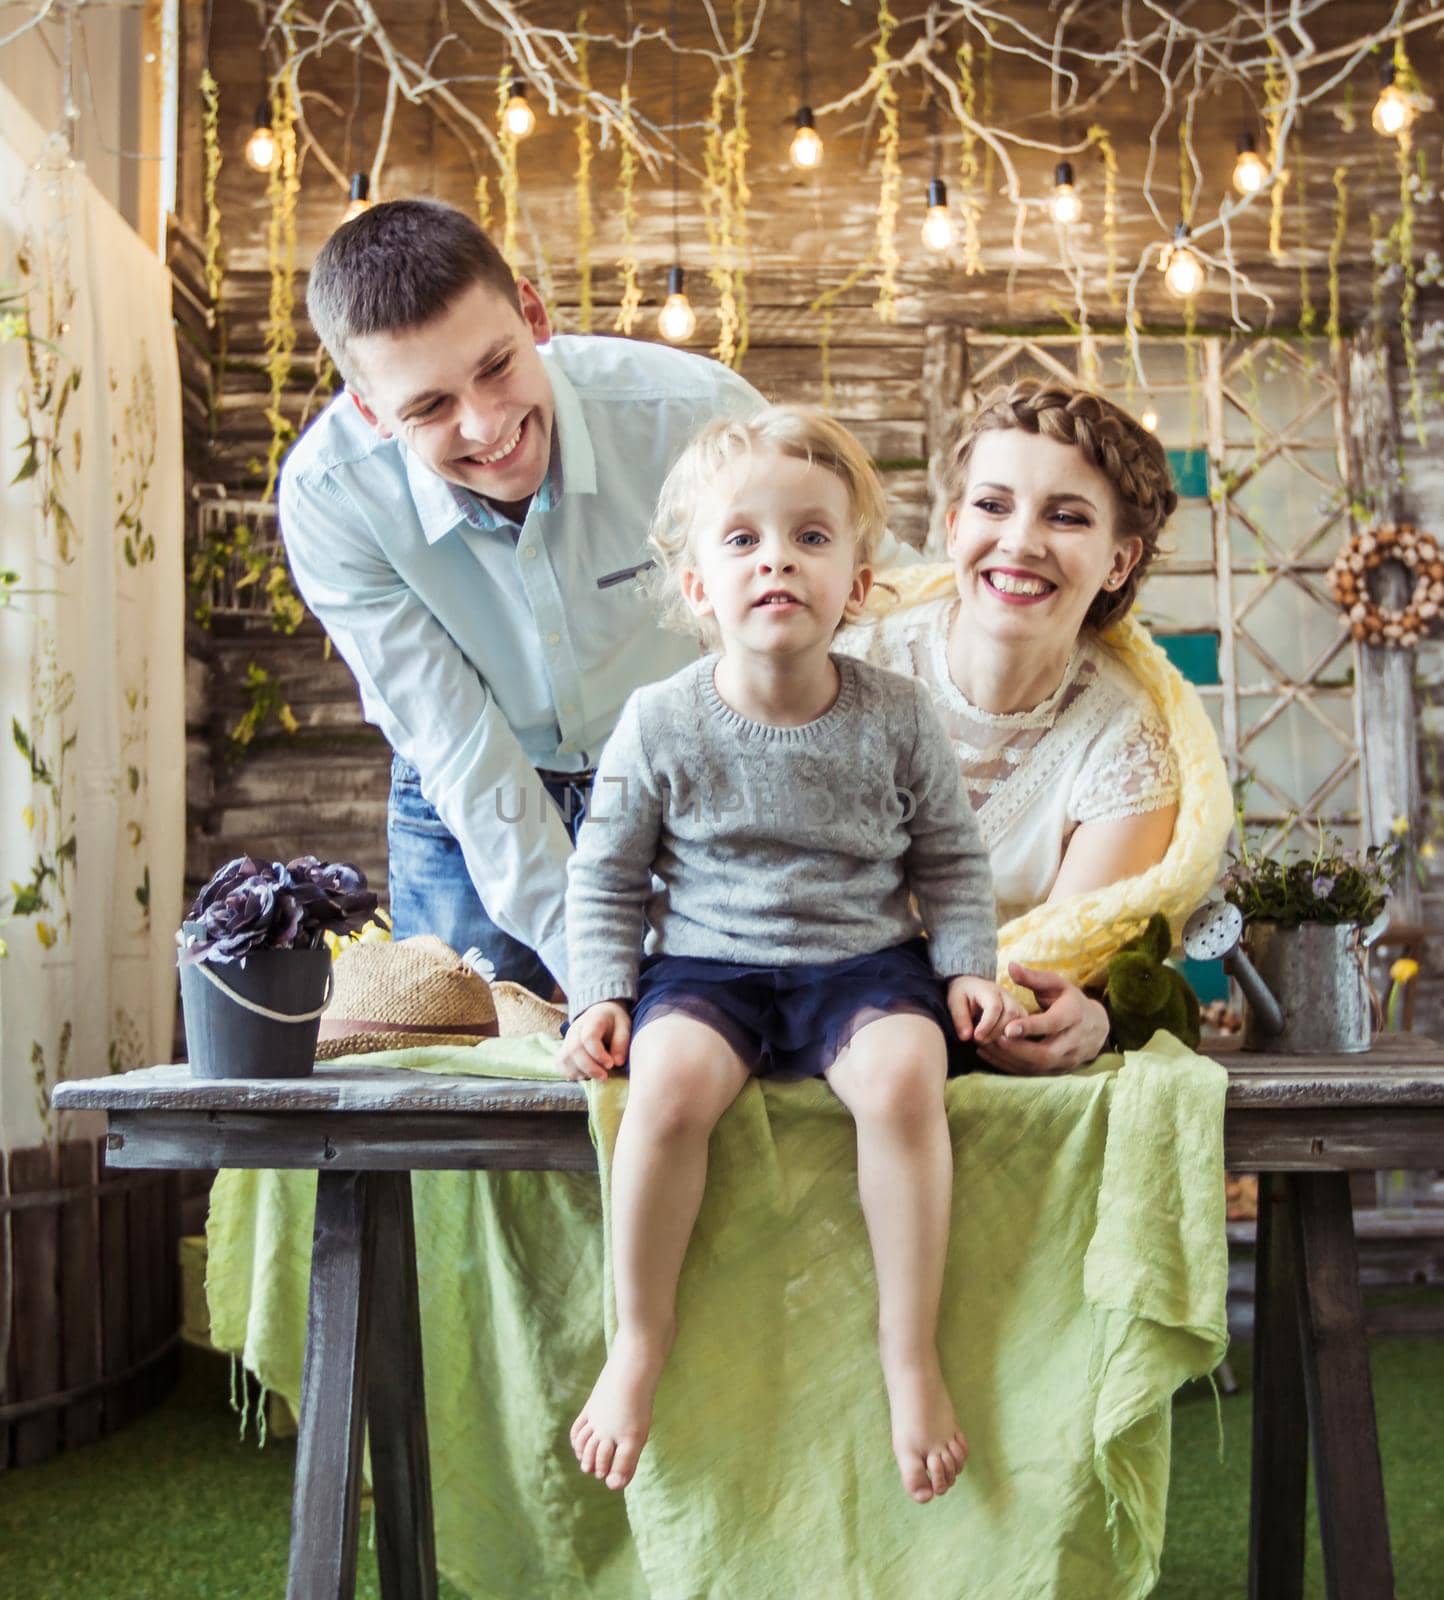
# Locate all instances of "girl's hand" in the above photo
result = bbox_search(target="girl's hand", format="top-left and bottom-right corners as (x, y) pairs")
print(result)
(974, 963), (1110, 1075)
(557, 1000), (632, 1081)
(946, 974), (1027, 1045)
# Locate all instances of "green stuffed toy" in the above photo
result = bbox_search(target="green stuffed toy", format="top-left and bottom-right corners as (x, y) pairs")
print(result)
(1103, 912), (1202, 1051)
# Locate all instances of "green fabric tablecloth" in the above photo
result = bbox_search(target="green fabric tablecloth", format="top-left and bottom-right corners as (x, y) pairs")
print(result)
(207, 1030), (1227, 1600)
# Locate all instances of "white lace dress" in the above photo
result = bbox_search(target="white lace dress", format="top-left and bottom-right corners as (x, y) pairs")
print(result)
(837, 597), (1180, 923)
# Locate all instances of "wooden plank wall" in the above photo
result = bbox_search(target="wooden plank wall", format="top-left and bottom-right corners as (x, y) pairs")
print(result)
(0, 1141), (180, 1469)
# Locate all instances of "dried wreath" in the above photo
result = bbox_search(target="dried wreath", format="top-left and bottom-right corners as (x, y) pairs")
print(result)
(1327, 522), (1444, 648)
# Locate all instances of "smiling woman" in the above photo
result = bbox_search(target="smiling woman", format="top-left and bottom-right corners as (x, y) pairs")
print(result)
(839, 381), (1185, 1071)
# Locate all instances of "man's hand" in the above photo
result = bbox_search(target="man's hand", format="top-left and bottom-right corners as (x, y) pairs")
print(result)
(946, 974), (1027, 1046)
(974, 962), (1111, 1075)
(557, 1000), (632, 1081)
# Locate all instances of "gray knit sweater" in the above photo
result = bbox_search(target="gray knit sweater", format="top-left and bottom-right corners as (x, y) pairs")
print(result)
(564, 654), (997, 1017)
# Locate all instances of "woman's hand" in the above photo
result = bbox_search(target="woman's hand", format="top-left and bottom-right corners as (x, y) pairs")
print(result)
(557, 1000), (632, 1081)
(974, 963), (1110, 1075)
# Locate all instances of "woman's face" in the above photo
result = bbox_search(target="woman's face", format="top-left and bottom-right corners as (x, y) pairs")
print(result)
(946, 429), (1143, 645)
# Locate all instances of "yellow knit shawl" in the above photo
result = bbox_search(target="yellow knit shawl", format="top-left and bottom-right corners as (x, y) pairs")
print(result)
(864, 564), (1233, 991)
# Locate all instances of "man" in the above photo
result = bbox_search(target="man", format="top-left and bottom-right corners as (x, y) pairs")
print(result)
(280, 199), (763, 997)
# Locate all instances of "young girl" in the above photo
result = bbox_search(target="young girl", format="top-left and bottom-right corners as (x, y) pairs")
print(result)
(557, 405), (1022, 1504)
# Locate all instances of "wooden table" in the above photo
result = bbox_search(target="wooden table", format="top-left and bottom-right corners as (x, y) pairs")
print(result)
(53, 1035), (1444, 1600)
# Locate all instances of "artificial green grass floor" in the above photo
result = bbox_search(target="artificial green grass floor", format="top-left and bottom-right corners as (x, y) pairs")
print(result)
(2, 1337), (1441, 1599)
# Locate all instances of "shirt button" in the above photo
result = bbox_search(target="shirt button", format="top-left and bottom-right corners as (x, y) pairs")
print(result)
(523, 545), (538, 559)
(547, 631), (561, 646)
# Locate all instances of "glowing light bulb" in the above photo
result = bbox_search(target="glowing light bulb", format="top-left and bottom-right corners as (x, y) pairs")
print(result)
(1050, 161), (1082, 225)
(1161, 225), (1203, 298)
(790, 107), (823, 170)
(920, 178), (954, 252)
(1139, 405), (1160, 434)
(343, 173), (371, 224)
(1372, 78), (1413, 138)
(503, 79), (536, 139)
(245, 103), (276, 173)
(658, 266), (697, 343)
(1232, 132), (1267, 196)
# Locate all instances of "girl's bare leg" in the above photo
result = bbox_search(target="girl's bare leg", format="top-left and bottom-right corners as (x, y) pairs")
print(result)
(825, 1012), (967, 1504)
(571, 1013), (752, 1490)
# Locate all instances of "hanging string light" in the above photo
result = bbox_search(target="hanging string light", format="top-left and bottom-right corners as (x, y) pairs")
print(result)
(343, 173), (372, 223)
(1232, 131), (1267, 195)
(920, 84), (954, 252)
(1139, 402), (1160, 434)
(658, 3), (697, 343)
(245, 99), (277, 172)
(789, 3), (822, 169)
(502, 70), (537, 139)
(1371, 59), (1415, 138)
(1050, 160), (1082, 224)
(1160, 222), (1203, 298)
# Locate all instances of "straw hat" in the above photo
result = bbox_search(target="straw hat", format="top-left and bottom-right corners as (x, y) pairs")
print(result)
(317, 935), (498, 1058)
(315, 934), (567, 1058)
(489, 979), (566, 1041)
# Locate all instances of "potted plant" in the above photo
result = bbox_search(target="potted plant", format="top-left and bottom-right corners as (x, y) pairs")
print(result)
(178, 854), (378, 1079)
(1219, 826), (1401, 1053)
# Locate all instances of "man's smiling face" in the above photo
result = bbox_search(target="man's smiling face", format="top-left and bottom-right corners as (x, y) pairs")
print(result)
(347, 277), (556, 512)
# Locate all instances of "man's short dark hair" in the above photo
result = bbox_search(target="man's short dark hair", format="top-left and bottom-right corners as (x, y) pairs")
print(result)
(307, 199), (521, 386)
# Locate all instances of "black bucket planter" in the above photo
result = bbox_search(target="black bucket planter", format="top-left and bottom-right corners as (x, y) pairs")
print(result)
(179, 927), (333, 1079)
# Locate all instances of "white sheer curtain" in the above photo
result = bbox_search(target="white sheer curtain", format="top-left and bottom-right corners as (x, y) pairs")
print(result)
(0, 82), (185, 1157)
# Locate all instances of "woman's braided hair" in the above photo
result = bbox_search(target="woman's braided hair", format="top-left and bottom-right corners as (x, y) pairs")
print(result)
(939, 380), (1178, 631)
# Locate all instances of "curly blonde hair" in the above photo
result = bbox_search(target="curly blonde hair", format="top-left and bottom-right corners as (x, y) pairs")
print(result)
(646, 405), (888, 642)
(939, 380), (1177, 631)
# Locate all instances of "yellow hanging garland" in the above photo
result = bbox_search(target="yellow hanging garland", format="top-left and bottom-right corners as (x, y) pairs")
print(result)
(1087, 125), (1119, 306)
(496, 73), (521, 271)
(956, 43), (982, 276)
(1326, 164), (1347, 355)
(810, 258), (875, 412)
(262, 75), (298, 503)
(475, 174), (494, 236)
(1295, 120), (1315, 340)
(725, 0), (751, 366)
(870, 0), (901, 324)
(1264, 47), (1288, 266)
(574, 13), (594, 333)
(614, 84), (642, 335)
(199, 68), (224, 309)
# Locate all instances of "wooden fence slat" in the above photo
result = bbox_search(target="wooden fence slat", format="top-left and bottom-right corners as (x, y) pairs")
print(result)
(99, 1136), (134, 1432)
(127, 1172), (158, 1417)
(58, 1139), (103, 1449)
(9, 1146), (61, 1466)
(1, 1146), (10, 1471)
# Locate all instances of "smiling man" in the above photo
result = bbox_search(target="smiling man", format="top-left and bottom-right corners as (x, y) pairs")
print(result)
(279, 199), (763, 997)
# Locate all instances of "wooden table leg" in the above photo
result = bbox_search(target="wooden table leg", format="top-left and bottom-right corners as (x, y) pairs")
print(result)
(1291, 1171), (1396, 1600)
(366, 1172), (438, 1600)
(1248, 1172), (1308, 1600)
(287, 1171), (378, 1600)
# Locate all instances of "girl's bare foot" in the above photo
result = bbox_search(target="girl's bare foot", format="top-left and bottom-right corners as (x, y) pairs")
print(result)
(569, 1328), (672, 1490)
(884, 1354), (968, 1503)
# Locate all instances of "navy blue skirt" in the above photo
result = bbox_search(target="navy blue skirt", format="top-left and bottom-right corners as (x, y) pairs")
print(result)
(629, 937), (974, 1081)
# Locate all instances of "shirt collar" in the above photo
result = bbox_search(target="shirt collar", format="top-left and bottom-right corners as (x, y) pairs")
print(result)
(405, 343), (598, 546)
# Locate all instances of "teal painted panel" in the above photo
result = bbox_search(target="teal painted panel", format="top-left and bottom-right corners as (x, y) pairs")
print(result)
(1166, 448), (1210, 498)
(1178, 955), (1230, 1005)
(1157, 630), (1220, 686)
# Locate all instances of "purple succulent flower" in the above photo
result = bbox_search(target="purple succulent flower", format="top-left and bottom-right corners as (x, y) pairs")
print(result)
(1311, 874), (1337, 900)
(179, 852), (378, 965)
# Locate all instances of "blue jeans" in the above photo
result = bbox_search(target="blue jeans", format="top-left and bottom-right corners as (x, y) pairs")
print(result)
(386, 755), (592, 999)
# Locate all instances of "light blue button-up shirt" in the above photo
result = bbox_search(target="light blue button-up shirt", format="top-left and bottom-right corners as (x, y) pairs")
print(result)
(278, 334), (763, 986)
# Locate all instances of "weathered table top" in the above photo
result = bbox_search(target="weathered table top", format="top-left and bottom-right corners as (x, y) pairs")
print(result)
(50, 1032), (1444, 1115)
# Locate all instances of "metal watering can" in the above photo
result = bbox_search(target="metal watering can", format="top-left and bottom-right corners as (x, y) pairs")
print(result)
(1181, 900), (1378, 1054)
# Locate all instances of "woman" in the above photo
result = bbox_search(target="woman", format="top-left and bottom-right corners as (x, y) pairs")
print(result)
(840, 380), (1190, 1071)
